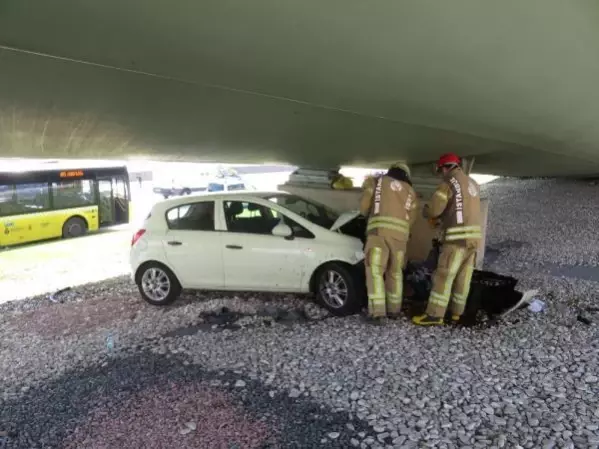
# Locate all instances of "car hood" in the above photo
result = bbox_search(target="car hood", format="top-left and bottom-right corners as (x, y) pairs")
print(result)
(330, 210), (362, 231)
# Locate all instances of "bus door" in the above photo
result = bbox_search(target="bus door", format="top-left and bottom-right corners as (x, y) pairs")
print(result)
(0, 185), (22, 246)
(98, 176), (130, 226)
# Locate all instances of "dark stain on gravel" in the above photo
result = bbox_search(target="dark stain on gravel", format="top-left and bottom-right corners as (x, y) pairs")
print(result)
(163, 306), (318, 337)
(544, 263), (599, 282)
(0, 351), (370, 448)
(484, 239), (531, 266)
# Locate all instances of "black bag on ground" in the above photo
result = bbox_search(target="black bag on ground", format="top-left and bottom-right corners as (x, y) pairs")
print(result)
(462, 270), (523, 324)
(403, 242), (524, 324)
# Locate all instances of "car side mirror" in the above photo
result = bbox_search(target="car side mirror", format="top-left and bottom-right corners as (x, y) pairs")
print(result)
(272, 222), (293, 239)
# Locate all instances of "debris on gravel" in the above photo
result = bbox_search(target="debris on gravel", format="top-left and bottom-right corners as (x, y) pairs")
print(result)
(0, 178), (598, 448)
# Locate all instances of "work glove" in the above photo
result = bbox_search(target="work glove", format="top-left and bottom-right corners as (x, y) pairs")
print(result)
(428, 217), (441, 228)
(422, 204), (430, 219)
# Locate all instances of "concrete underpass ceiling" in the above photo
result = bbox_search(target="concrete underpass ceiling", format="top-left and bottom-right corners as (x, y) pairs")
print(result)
(1, 0), (599, 177)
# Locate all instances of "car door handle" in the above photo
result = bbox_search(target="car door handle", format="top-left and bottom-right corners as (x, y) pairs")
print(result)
(167, 241), (183, 246)
(225, 244), (243, 250)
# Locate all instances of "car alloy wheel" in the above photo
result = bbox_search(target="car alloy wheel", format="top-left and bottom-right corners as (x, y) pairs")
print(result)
(319, 269), (349, 309)
(141, 267), (171, 302)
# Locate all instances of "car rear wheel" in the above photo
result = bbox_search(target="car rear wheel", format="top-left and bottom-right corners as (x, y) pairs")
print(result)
(136, 263), (181, 306)
(62, 217), (87, 238)
(314, 262), (360, 316)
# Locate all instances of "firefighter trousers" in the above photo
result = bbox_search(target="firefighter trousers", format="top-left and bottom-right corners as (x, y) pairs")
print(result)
(364, 234), (407, 317)
(425, 242), (477, 318)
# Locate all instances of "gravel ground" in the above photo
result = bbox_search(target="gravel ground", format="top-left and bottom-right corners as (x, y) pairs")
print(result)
(3, 351), (370, 449)
(483, 177), (599, 267)
(1, 178), (599, 448)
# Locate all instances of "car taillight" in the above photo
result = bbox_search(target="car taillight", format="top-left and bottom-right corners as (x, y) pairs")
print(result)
(131, 229), (146, 246)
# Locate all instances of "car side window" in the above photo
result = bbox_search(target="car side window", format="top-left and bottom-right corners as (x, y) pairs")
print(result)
(224, 200), (279, 235)
(166, 201), (215, 231)
(224, 200), (314, 238)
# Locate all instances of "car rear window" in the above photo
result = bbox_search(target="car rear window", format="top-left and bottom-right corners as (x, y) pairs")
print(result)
(165, 201), (216, 231)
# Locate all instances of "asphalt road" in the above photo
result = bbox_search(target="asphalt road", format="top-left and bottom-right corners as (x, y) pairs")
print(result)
(0, 226), (132, 304)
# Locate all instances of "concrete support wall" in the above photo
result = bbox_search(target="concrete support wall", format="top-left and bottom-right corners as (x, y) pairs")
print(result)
(279, 183), (489, 269)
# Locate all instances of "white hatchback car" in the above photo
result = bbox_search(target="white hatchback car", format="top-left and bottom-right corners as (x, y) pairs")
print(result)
(130, 191), (367, 315)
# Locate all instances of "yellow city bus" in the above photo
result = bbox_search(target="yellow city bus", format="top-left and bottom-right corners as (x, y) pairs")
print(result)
(0, 163), (131, 247)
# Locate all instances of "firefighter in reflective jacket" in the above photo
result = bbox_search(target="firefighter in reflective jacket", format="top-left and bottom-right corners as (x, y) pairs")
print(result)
(412, 153), (482, 326)
(359, 162), (418, 319)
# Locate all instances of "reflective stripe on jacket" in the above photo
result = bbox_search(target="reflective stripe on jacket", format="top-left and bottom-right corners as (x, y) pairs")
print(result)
(429, 167), (481, 243)
(359, 174), (418, 242)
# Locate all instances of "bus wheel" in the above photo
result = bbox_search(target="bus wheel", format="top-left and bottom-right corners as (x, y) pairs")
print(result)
(62, 217), (87, 239)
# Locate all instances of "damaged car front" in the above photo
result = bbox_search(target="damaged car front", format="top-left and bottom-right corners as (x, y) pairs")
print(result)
(258, 194), (369, 315)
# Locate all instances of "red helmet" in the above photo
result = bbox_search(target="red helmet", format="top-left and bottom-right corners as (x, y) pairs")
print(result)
(436, 153), (461, 171)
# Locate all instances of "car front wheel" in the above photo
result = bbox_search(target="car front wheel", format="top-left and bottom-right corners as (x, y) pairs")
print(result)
(136, 263), (182, 306)
(314, 262), (361, 316)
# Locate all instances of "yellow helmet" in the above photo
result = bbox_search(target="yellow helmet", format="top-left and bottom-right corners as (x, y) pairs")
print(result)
(331, 174), (354, 190)
(390, 161), (411, 177)
(361, 174), (376, 189)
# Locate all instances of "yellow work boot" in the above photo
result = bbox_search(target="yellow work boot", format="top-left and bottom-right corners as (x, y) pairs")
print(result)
(412, 314), (444, 326)
(451, 314), (461, 323)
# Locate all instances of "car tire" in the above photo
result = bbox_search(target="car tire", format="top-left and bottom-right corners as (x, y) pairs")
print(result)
(136, 262), (182, 306)
(181, 188), (191, 195)
(62, 216), (87, 239)
(314, 262), (361, 316)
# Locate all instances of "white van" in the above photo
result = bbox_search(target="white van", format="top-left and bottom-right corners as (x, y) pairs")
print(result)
(206, 176), (250, 192)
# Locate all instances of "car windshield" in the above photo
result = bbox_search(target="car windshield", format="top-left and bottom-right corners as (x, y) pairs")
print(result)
(264, 194), (340, 228)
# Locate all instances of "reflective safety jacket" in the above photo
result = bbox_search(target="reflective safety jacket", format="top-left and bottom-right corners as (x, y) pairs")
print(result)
(429, 167), (481, 243)
(359, 174), (418, 242)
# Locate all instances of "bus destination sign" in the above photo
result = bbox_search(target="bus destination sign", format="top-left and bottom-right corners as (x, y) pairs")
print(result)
(59, 170), (84, 178)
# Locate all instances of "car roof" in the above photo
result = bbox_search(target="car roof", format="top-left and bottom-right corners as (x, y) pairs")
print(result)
(150, 190), (291, 212)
